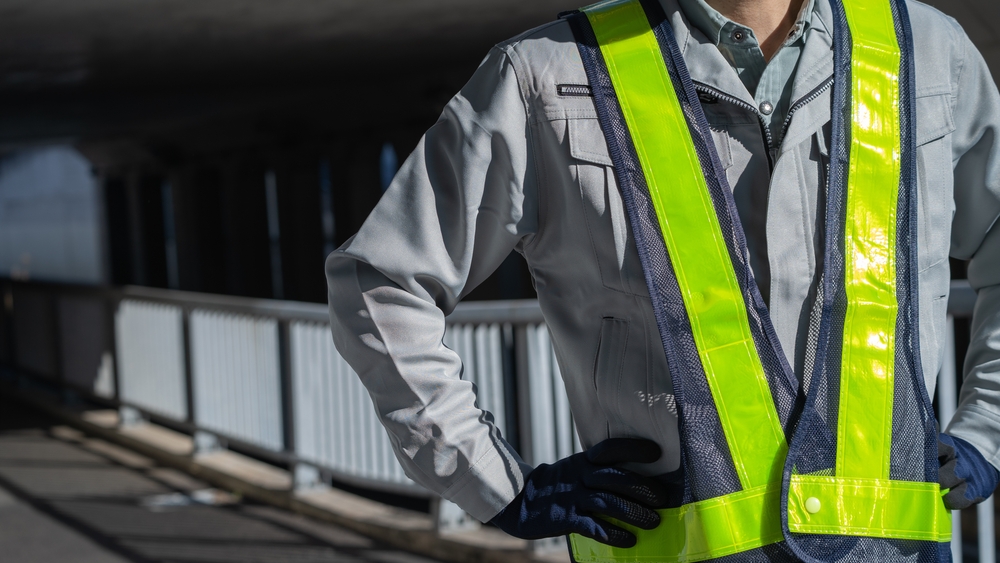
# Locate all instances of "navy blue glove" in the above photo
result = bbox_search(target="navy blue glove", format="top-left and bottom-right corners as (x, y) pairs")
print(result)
(490, 438), (669, 548)
(938, 433), (999, 510)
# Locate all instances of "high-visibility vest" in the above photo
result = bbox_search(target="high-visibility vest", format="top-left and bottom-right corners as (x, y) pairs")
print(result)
(563, 0), (952, 561)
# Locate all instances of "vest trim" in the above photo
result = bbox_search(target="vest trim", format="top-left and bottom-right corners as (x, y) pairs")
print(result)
(570, 483), (783, 563)
(564, 0), (949, 560)
(787, 476), (951, 542)
(835, 0), (903, 483)
(581, 0), (786, 491)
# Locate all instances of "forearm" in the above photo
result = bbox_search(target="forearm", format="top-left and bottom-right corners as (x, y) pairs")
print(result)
(325, 43), (538, 522)
(944, 27), (1000, 471)
(326, 255), (531, 520)
(947, 283), (1000, 471)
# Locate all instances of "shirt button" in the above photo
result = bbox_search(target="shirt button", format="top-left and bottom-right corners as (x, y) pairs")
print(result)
(759, 101), (774, 115)
(731, 29), (747, 43)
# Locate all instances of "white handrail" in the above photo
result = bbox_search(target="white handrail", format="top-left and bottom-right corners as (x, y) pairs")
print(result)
(2, 278), (992, 549)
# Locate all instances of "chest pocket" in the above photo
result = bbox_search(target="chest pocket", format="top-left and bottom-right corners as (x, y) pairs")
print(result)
(914, 92), (956, 274)
(568, 118), (650, 298)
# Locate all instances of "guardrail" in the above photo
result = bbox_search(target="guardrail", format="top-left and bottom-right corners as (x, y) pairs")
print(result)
(0, 278), (993, 558)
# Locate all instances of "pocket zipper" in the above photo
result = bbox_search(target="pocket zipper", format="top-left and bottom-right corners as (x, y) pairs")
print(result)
(557, 84), (593, 97)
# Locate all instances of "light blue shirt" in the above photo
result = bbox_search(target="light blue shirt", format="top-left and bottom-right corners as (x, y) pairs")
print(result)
(678, 0), (817, 146)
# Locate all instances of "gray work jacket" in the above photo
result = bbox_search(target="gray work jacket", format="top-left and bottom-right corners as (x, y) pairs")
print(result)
(326, 0), (1000, 523)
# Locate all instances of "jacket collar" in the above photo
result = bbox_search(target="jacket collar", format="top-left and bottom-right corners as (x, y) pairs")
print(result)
(781, 0), (833, 152)
(658, 0), (834, 149)
(662, 0), (755, 105)
(677, 0), (816, 48)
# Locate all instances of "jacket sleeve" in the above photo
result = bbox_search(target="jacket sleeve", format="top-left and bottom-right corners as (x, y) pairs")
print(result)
(943, 28), (1000, 472)
(325, 44), (537, 522)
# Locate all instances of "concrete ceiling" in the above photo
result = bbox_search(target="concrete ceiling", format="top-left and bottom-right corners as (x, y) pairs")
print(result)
(0, 0), (579, 91)
(0, 0), (997, 160)
(0, 0), (575, 155)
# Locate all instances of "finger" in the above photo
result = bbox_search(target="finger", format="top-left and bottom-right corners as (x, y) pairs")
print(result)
(938, 434), (957, 464)
(582, 467), (671, 507)
(586, 438), (661, 466)
(943, 482), (973, 511)
(938, 459), (964, 490)
(571, 516), (638, 549)
(581, 492), (660, 530)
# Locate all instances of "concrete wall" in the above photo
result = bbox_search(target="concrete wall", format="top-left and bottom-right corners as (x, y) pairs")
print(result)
(0, 146), (105, 284)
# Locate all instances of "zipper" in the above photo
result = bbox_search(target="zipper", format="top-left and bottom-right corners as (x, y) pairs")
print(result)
(693, 83), (776, 170)
(693, 76), (834, 172)
(777, 77), (834, 144)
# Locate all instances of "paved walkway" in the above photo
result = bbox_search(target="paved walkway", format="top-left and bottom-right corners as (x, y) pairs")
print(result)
(0, 395), (444, 563)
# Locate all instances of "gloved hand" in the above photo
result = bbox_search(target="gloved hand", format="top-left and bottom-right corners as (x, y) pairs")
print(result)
(938, 433), (999, 510)
(490, 437), (669, 548)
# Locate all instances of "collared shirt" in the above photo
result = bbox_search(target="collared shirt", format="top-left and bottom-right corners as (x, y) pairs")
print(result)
(678, 0), (816, 146)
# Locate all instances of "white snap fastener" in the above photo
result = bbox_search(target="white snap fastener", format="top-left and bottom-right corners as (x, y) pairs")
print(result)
(805, 497), (821, 514)
(759, 101), (774, 115)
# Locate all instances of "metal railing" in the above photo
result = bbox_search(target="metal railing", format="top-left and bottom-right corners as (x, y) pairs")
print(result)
(0, 277), (994, 559)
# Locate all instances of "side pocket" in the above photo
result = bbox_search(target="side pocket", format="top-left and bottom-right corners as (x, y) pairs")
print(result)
(594, 317), (629, 436)
(922, 292), (950, 391)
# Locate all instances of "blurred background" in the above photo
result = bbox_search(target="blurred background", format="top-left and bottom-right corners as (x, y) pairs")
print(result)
(0, 0), (579, 301)
(0, 0), (996, 299)
(0, 0), (998, 562)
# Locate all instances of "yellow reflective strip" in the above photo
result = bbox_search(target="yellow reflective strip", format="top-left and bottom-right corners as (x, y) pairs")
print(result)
(788, 476), (952, 542)
(583, 0), (785, 491)
(570, 484), (783, 563)
(836, 0), (902, 480)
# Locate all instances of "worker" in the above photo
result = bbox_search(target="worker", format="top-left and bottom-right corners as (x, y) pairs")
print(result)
(326, 0), (1000, 560)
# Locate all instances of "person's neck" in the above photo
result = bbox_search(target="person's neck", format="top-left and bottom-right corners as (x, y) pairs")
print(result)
(705, 0), (806, 61)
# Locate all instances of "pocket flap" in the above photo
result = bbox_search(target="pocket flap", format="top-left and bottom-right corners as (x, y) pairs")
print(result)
(916, 93), (955, 146)
(568, 118), (615, 167)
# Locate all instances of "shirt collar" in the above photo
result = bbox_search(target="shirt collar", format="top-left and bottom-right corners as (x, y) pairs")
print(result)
(676, 0), (816, 46)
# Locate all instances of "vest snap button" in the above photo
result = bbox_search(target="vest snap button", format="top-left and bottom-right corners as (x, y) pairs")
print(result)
(805, 497), (821, 514)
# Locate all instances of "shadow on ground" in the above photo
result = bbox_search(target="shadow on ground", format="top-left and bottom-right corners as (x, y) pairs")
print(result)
(0, 395), (442, 563)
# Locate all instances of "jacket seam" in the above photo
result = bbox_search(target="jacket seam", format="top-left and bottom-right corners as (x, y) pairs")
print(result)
(918, 255), (948, 274)
(577, 169), (646, 298)
(533, 109), (602, 124)
(496, 19), (565, 54)
(960, 404), (1000, 429)
(500, 42), (542, 254)
(439, 445), (504, 502)
(950, 19), (967, 122)
(499, 43), (534, 128)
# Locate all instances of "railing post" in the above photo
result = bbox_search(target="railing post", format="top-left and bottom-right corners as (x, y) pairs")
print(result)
(278, 320), (295, 453)
(978, 496), (995, 563)
(1, 283), (14, 376)
(501, 323), (520, 454)
(278, 318), (319, 491)
(194, 430), (223, 455)
(432, 498), (479, 533)
(181, 306), (195, 424)
(119, 405), (144, 428)
(107, 291), (121, 402)
(51, 291), (72, 403)
(514, 324), (533, 467)
(938, 315), (964, 562)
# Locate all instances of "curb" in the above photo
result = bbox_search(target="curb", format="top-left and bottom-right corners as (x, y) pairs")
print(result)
(2, 386), (568, 563)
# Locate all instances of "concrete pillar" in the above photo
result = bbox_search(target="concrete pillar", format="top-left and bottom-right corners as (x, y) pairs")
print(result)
(170, 165), (226, 294)
(273, 153), (325, 303)
(103, 175), (135, 286)
(218, 159), (272, 298)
